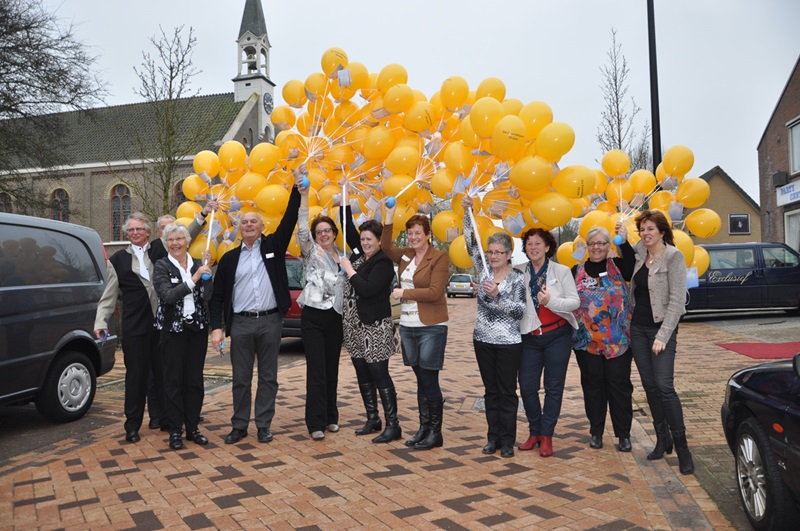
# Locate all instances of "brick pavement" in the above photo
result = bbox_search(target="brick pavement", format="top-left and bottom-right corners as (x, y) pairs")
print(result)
(0, 297), (761, 530)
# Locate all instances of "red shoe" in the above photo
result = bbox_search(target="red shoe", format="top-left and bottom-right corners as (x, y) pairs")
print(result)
(539, 436), (553, 457)
(518, 435), (539, 451)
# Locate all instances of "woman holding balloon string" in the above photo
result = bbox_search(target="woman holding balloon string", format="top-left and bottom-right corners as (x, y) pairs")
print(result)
(461, 195), (525, 458)
(297, 182), (346, 441)
(571, 223), (635, 453)
(381, 201), (449, 450)
(516, 227), (579, 457)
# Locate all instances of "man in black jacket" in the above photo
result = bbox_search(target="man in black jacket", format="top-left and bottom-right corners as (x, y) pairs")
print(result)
(210, 181), (301, 444)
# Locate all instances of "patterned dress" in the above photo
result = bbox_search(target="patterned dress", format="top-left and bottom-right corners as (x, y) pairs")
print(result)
(343, 254), (397, 362)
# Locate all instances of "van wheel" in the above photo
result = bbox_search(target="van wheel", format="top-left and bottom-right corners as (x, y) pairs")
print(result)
(35, 351), (97, 423)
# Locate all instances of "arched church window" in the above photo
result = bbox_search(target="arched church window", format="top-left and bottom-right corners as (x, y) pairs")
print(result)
(0, 192), (12, 213)
(50, 189), (69, 223)
(111, 184), (131, 240)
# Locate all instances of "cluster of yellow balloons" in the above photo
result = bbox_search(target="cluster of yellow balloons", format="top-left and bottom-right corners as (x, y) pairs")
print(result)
(555, 145), (721, 276)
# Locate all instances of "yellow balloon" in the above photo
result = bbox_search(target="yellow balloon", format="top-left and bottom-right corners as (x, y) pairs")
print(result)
(458, 115), (481, 149)
(383, 83), (414, 114)
(605, 178), (634, 204)
(234, 171), (267, 201)
(317, 184), (342, 208)
(482, 226), (514, 252)
(649, 190), (674, 211)
(403, 101), (434, 134)
(685, 208), (722, 238)
(594, 200), (616, 214)
(579, 210), (615, 239)
(551, 165), (595, 199)
(345, 61), (369, 89)
(530, 192), (573, 228)
(377, 63), (408, 94)
(692, 245), (710, 276)
(254, 184), (290, 216)
(481, 188), (513, 219)
(218, 141), (247, 171)
(509, 155), (554, 192)
(601, 149), (630, 177)
(271, 105), (297, 132)
(383, 174), (416, 204)
(304, 72), (328, 99)
(519, 101), (553, 141)
(440, 76), (469, 111)
(675, 178), (710, 208)
(432, 210), (462, 242)
(491, 115), (526, 160)
(363, 125), (396, 160)
(629, 169), (657, 195)
(193, 150), (220, 179)
(385, 145), (420, 175)
(176, 201), (202, 220)
(443, 142), (475, 175)
(449, 234), (473, 268)
(534, 122), (575, 162)
(431, 168), (457, 199)
(174, 217), (193, 228)
(307, 96), (334, 122)
(181, 174), (208, 201)
(249, 142), (280, 175)
(663, 145), (694, 176)
(282, 79), (308, 108)
(501, 98), (524, 116)
(593, 169), (608, 194)
(673, 229), (695, 267)
(470, 97), (504, 138)
(556, 242), (579, 268)
(321, 47), (348, 76)
(476, 77), (506, 101)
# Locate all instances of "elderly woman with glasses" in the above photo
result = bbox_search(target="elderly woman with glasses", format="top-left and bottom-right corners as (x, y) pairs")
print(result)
(571, 223), (635, 453)
(297, 183), (347, 441)
(462, 197), (525, 458)
(153, 223), (213, 451)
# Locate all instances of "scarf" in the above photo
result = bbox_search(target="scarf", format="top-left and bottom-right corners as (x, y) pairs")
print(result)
(527, 258), (549, 313)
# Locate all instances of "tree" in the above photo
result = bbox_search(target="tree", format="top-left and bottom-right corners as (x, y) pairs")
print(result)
(121, 25), (215, 220)
(0, 0), (105, 212)
(596, 29), (652, 172)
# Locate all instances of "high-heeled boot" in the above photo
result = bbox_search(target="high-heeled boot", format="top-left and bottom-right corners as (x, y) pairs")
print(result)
(355, 383), (382, 435)
(373, 387), (402, 443)
(538, 435), (553, 457)
(414, 399), (443, 450)
(672, 430), (695, 475)
(405, 392), (429, 447)
(646, 421), (674, 460)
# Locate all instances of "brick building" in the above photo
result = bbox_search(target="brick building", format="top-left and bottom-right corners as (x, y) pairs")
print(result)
(0, 0), (275, 244)
(688, 166), (761, 244)
(758, 54), (800, 250)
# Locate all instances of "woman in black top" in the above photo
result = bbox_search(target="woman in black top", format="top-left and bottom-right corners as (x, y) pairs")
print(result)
(571, 224), (635, 453)
(340, 218), (401, 443)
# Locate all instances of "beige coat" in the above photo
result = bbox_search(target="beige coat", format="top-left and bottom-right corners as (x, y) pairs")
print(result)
(630, 241), (687, 343)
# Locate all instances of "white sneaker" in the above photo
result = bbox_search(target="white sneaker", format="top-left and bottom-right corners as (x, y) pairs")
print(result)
(326, 424), (339, 433)
(311, 431), (325, 440)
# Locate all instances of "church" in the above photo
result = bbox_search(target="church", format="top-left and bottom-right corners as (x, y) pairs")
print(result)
(0, 0), (275, 244)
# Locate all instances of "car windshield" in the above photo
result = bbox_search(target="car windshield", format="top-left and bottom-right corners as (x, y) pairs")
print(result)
(286, 259), (306, 289)
(450, 275), (471, 282)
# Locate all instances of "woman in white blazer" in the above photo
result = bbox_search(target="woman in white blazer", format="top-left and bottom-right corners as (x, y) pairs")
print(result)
(516, 228), (579, 457)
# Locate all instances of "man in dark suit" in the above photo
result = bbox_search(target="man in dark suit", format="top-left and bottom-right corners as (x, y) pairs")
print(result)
(210, 177), (301, 444)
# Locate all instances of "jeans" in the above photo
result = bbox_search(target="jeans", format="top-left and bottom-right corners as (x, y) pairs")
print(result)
(630, 324), (685, 433)
(518, 324), (572, 436)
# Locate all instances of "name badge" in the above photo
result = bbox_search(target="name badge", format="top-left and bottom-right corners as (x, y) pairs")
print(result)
(401, 255), (411, 262)
(171, 278), (180, 284)
(265, 252), (275, 259)
(548, 279), (558, 285)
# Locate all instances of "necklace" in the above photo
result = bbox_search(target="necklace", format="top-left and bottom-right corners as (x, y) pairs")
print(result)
(647, 248), (664, 266)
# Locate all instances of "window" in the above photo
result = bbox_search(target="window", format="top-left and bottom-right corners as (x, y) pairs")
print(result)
(0, 193), (11, 213)
(729, 214), (750, 235)
(791, 120), (800, 175)
(49, 189), (69, 222)
(708, 248), (755, 270)
(173, 181), (187, 209)
(111, 184), (131, 241)
(762, 246), (800, 269)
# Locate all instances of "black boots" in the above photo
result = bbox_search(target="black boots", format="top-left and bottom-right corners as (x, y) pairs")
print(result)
(647, 421), (674, 460)
(372, 387), (402, 443)
(672, 430), (695, 475)
(355, 383), (382, 436)
(414, 399), (443, 450)
(405, 392), (430, 446)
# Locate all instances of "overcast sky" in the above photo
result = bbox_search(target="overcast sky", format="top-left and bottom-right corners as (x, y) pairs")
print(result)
(44, 0), (800, 204)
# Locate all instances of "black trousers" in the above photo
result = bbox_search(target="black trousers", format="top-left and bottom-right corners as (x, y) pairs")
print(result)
(474, 340), (521, 447)
(302, 306), (343, 433)
(122, 330), (162, 433)
(631, 324), (685, 433)
(574, 348), (633, 438)
(160, 328), (208, 435)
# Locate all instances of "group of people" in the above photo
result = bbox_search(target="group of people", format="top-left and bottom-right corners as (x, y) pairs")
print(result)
(461, 195), (694, 475)
(94, 171), (694, 476)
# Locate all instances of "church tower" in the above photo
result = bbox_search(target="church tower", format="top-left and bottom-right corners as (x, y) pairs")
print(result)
(233, 0), (275, 142)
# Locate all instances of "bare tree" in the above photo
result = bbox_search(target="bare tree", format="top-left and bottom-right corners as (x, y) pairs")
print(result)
(0, 0), (105, 211)
(122, 25), (214, 220)
(596, 29), (652, 172)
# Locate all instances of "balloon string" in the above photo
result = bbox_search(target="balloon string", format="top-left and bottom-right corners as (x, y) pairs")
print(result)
(466, 202), (490, 278)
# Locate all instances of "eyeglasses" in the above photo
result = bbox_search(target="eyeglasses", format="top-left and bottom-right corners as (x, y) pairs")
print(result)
(486, 250), (509, 256)
(127, 227), (147, 233)
(315, 228), (333, 235)
(587, 241), (610, 248)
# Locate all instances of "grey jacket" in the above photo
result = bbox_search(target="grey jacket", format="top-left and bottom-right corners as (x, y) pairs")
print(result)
(630, 241), (687, 343)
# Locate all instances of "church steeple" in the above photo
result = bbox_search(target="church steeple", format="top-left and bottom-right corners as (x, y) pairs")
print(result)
(233, 0), (275, 142)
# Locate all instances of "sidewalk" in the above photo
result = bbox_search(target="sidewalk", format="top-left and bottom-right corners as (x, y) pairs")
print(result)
(0, 297), (759, 530)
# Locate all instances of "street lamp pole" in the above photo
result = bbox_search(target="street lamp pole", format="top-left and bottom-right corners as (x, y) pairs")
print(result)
(647, 0), (662, 169)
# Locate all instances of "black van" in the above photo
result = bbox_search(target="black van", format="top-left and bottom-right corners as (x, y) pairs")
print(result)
(0, 213), (117, 421)
(686, 242), (800, 313)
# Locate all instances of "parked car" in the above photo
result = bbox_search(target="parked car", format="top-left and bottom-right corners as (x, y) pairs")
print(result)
(446, 274), (478, 298)
(686, 242), (800, 313)
(721, 352), (800, 530)
(281, 254), (400, 338)
(0, 213), (117, 422)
